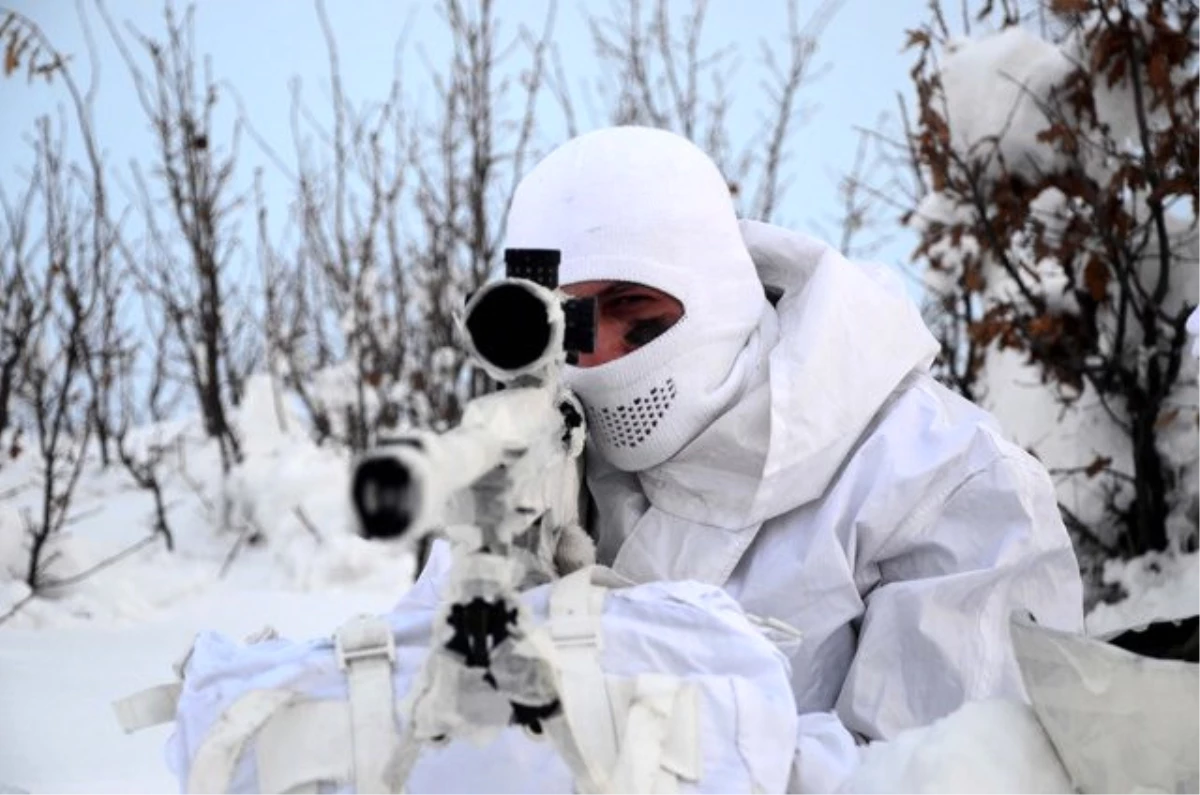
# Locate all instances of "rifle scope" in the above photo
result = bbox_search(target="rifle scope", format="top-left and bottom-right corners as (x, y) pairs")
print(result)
(463, 249), (595, 381)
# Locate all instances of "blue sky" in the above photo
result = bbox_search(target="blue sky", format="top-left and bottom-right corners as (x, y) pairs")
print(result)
(1, 0), (947, 268)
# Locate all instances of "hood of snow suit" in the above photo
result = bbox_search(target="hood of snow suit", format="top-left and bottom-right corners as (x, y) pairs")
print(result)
(587, 220), (941, 585)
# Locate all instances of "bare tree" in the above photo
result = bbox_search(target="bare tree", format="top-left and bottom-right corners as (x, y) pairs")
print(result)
(0, 166), (44, 447)
(97, 0), (249, 471)
(823, 122), (899, 260)
(15, 118), (98, 591)
(406, 0), (557, 418)
(255, 0), (414, 452)
(0, 7), (58, 445)
(250, 0), (557, 454)
(0, 9), (181, 618)
(587, 0), (843, 222)
(112, 332), (177, 552)
(2, 9), (120, 588)
(2, 5), (126, 468)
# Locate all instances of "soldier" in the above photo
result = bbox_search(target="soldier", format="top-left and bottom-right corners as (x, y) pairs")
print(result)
(501, 125), (1085, 790)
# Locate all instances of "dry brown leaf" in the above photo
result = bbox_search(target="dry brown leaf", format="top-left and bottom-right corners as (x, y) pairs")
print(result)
(4, 41), (19, 76)
(1154, 407), (1180, 430)
(1147, 51), (1171, 94)
(1029, 313), (1063, 341)
(1085, 455), (1112, 478)
(1084, 258), (1109, 302)
(1049, 0), (1090, 13)
(905, 28), (931, 51)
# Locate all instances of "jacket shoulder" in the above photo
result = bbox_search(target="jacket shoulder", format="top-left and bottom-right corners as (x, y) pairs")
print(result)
(869, 372), (1040, 480)
(842, 373), (1058, 554)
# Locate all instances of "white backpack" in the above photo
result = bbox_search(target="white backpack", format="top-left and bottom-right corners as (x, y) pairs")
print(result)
(115, 565), (801, 793)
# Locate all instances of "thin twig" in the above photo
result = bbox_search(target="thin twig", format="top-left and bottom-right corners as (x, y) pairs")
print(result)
(293, 505), (324, 545)
(1058, 501), (1118, 556)
(177, 462), (216, 515)
(39, 531), (161, 590)
(62, 504), (104, 528)
(0, 484), (32, 501)
(0, 591), (36, 627)
(218, 515), (266, 579)
(218, 528), (250, 579)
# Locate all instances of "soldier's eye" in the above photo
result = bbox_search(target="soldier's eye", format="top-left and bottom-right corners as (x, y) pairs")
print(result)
(624, 317), (674, 348)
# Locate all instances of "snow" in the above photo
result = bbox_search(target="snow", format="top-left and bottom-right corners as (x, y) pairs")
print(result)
(1087, 550), (1200, 638)
(938, 28), (1073, 181)
(981, 346), (1131, 533)
(842, 700), (1072, 793)
(937, 20), (1182, 186)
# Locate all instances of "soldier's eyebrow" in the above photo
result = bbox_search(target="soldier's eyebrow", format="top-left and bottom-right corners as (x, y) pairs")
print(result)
(598, 281), (652, 299)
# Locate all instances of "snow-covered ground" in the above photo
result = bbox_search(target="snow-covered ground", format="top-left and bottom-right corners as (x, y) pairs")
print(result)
(0, 376), (1195, 793)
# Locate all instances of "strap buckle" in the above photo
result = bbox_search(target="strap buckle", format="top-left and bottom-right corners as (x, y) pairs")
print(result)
(335, 616), (397, 671)
(549, 615), (600, 649)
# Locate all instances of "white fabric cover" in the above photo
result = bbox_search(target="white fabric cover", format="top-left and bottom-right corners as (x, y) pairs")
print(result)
(165, 555), (799, 794)
(582, 219), (1087, 791)
(1011, 612), (1200, 794)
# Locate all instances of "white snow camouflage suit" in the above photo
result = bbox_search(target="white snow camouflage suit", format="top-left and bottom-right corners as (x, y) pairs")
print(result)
(498, 125), (1087, 792)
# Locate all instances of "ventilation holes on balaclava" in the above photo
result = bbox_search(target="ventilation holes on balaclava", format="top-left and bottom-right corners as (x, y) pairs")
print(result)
(587, 378), (678, 449)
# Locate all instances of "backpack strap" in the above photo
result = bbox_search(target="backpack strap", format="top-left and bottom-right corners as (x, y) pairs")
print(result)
(187, 689), (301, 793)
(111, 633), (203, 734)
(113, 682), (182, 734)
(547, 565), (619, 792)
(608, 674), (701, 794)
(547, 566), (702, 794)
(335, 615), (399, 794)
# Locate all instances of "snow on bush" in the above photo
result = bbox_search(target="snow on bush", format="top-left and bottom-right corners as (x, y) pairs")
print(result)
(904, 3), (1198, 611)
(843, 699), (1071, 793)
(938, 27), (1075, 183)
(1087, 549), (1200, 638)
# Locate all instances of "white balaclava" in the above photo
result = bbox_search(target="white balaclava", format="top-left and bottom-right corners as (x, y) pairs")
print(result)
(504, 126), (769, 472)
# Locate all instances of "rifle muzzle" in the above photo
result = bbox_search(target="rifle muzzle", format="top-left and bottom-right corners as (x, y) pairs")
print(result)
(351, 442), (426, 541)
